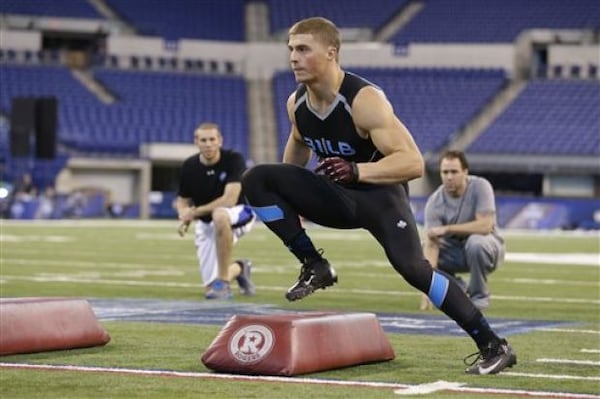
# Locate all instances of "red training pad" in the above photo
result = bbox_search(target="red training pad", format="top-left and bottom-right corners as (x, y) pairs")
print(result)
(201, 312), (394, 376)
(0, 297), (111, 356)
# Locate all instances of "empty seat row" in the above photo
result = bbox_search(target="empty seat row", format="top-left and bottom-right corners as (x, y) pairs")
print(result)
(267, 0), (409, 34)
(391, 0), (600, 44)
(2, 0), (597, 43)
(468, 80), (600, 155)
(0, 64), (249, 156)
(1, 64), (596, 160)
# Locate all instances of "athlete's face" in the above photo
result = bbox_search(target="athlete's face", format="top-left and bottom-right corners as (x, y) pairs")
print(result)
(440, 157), (468, 197)
(288, 33), (333, 83)
(194, 127), (222, 164)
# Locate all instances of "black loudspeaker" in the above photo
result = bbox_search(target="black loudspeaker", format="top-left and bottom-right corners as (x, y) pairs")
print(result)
(35, 97), (57, 159)
(9, 97), (36, 157)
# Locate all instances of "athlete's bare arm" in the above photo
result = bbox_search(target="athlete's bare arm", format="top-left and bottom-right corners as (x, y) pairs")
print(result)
(175, 196), (194, 222)
(428, 212), (496, 238)
(283, 93), (312, 166)
(193, 182), (242, 217)
(352, 86), (424, 184)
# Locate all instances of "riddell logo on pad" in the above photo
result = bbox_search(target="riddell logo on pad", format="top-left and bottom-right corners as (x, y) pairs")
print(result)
(229, 324), (275, 364)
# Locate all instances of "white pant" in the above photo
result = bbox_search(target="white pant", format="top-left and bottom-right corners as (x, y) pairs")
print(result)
(194, 204), (255, 286)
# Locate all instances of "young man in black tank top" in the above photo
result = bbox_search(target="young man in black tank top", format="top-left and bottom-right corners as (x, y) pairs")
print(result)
(242, 17), (515, 375)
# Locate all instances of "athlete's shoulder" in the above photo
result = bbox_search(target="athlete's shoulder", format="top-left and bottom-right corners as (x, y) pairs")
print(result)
(343, 71), (381, 91)
(293, 84), (307, 105)
(182, 153), (200, 167)
(221, 149), (247, 166)
(341, 71), (384, 107)
(222, 148), (244, 157)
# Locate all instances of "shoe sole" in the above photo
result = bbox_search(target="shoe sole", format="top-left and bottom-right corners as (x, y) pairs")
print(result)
(465, 352), (517, 375)
(285, 275), (338, 302)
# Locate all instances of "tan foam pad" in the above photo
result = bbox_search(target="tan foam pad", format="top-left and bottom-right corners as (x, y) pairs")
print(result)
(201, 312), (394, 376)
(0, 297), (111, 356)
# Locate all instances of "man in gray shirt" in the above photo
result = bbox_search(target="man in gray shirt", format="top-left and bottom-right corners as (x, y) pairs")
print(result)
(422, 150), (505, 310)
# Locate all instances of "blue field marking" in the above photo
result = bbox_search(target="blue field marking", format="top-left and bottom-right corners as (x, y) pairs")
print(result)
(89, 298), (577, 337)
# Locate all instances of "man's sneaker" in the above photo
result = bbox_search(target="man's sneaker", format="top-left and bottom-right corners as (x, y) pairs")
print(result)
(464, 338), (517, 375)
(235, 259), (256, 296)
(285, 257), (337, 302)
(205, 279), (233, 300)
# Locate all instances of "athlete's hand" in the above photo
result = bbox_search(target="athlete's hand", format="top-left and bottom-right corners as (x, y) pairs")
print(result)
(315, 157), (359, 184)
(177, 221), (190, 237)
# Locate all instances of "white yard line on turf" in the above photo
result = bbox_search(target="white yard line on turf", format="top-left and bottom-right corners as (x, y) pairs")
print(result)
(1, 363), (598, 399)
(539, 328), (600, 334)
(502, 371), (600, 382)
(2, 274), (599, 306)
(5, 219), (600, 239)
(537, 358), (600, 366)
(505, 253), (599, 266)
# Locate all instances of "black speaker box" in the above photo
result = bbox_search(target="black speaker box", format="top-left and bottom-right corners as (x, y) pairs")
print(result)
(35, 97), (58, 159)
(9, 97), (36, 157)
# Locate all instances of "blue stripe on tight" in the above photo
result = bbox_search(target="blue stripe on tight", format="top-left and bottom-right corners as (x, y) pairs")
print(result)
(428, 271), (449, 308)
(252, 205), (284, 222)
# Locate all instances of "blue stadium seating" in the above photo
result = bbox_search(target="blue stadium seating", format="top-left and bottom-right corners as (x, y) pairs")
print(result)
(2, 2), (597, 224)
(468, 80), (600, 155)
(391, 0), (600, 44)
(91, 69), (249, 156)
(0, 65), (99, 112)
(0, 0), (102, 18)
(0, 64), (249, 157)
(273, 67), (507, 157)
(0, 64), (105, 157)
(104, 0), (245, 41)
(267, 0), (408, 34)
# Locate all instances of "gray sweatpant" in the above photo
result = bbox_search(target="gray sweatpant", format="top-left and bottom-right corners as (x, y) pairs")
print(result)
(437, 234), (505, 299)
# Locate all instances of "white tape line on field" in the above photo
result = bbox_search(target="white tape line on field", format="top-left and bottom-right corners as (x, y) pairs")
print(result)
(394, 380), (465, 395)
(1, 363), (599, 399)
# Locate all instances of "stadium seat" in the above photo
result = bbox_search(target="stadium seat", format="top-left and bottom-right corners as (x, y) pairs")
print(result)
(104, 0), (245, 41)
(391, 0), (600, 44)
(0, 0), (102, 18)
(468, 80), (600, 155)
(267, 0), (409, 35)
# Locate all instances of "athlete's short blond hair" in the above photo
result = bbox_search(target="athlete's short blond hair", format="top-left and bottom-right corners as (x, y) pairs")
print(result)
(289, 17), (341, 61)
(196, 122), (220, 132)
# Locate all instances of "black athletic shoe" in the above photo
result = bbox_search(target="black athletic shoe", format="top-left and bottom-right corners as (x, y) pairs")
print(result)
(464, 338), (517, 375)
(285, 257), (337, 301)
